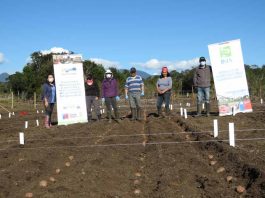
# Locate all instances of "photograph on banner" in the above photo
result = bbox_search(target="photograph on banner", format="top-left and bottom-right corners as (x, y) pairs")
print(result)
(53, 54), (88, 125)
(208, 39), (252, 116)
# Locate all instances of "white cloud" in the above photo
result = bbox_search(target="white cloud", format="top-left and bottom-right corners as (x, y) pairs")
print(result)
(132, 57), (208, 72)
(132, 57), (210, 73)
(40, 47), (70, 55)
(0, 53), (4, 64)
(89, 58), (120, 69)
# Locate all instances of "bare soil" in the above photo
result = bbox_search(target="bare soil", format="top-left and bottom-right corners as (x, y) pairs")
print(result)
(0, 99), (265, 198)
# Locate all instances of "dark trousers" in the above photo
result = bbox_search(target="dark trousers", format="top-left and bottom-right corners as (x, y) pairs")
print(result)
(44, 103), (54, 124)
(157, 92), (171, 111)
(105, 97), (118, 112)
(86, 96), (101, 119)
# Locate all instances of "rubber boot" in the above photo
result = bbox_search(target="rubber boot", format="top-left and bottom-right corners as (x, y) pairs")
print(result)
(44, 115), (50, 129)
(107, 111), (112, 123)
(136, 108), (142, 121)
(131, 108), (137, 121)
(49, 116), (52, 127)
(195, 103), (202, 117)
(157, 108), (162, 117)
(206, 103), (210, 117)
(87, 115), (92, 122)
(114, 110), (120, 123)
(165, 108), (170, 116)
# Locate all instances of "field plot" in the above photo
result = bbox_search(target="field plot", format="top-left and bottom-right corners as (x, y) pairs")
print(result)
(0, 100), (265, 197)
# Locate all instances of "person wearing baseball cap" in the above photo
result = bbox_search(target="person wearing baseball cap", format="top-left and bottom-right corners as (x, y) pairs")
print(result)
(125, 67), (144, 121)
(193, 57), (212, 117)
(156, 66), (172, 117)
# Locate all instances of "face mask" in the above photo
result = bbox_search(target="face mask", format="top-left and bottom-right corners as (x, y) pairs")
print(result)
(87, 79), (93, 86)
(106, 74), (112, 78)
(48, 78), (54, 83)
(200, 61), (206, 66)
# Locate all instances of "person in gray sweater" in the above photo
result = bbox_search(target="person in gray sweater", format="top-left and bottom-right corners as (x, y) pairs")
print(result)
(193, 57), (212, 116)
(156, 66), (172, 116)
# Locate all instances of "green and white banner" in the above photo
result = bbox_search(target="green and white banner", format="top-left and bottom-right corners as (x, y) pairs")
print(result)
(53, 54), (88, 125)
(208, 39), (252, 116)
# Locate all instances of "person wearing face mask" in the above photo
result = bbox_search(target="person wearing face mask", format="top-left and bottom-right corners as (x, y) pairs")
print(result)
(85, 74), (101, 122)
(156, 66), (172, 117)
(193, 57), (212, 117)
(125, 67), (144, 121)
(101, 69), (120, 123)
(42, 74), (56, 128)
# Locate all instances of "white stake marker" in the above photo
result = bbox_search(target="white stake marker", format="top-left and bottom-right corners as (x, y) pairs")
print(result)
(25, 121), (28, 129)
(9, 113), (11, 118)
(37, 110), (39, 114)
(19, 132), (24, 145)
(12, 112), (15, 116)
(261, 99), (263, 104)
(184, 109), (187, 119)
(103, 109), (105, 114)
(229, 123), (235, 147)
(170, 104), (173, 110)
(36, 120), (39, 126)
(180, 107), (183, 116)
(41, 110), (44, 113)
(0, 114), (1, 119)
(213, 119), (218, 138)
(202, 103), (205, 110)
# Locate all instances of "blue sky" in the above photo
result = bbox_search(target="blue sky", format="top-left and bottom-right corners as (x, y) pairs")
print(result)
(0, 0), (265, 75)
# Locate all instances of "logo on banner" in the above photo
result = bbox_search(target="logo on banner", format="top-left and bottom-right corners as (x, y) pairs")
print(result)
(220, 46), (232, 64)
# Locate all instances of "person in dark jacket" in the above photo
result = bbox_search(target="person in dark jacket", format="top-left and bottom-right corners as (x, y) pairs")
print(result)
(42, 74), (56, 128)
(101, 69), (120, 123)
(85, 74), (101, 121)
(193, 57), (212, 116)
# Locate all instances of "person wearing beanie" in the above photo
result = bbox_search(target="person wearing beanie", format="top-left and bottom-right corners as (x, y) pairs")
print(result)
(41, 74), (56, 129)
(125, 67), (144, 121)
(193, 57), (212, 116)
(156, 66), (172, 117)
(101, 69), (120, 123)
(85, 74), (101, 122)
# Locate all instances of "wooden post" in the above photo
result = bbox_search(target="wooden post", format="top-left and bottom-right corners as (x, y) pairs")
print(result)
(11, 92), (14, 109)
(34, 92), (37, 109)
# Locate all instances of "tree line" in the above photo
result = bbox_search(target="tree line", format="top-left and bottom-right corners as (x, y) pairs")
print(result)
(1, 51), (265, 100)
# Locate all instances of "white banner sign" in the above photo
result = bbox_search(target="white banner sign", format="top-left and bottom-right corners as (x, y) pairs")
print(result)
(208, 39), (252, 116)
(53, 54), (87, 125)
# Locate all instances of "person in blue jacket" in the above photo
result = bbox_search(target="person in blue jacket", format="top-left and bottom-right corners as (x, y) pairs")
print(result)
(42, 74), (56, 128)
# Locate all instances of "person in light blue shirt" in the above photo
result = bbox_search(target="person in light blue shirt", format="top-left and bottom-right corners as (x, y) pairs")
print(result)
(42, 74), (56, 128)
(125, 67), (144, 121)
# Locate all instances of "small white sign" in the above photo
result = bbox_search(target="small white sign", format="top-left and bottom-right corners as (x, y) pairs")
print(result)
(184, 109), (187, 119)
(229, 123), (235, 147)
(213, 119), (218, 138)
(19, 132), (24, 145)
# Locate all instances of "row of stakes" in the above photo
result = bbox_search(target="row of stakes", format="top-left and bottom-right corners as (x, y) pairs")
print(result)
(1, 104), (235, 148)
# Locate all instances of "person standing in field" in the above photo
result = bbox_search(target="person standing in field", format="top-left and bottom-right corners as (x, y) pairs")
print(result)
(42, 74), (56, 129)
(85, 74), (101, 122)
(156, 66), (172, 117)
(193, 56), (212, 117)
(125, 67), (144, 121)
(101, 69), (120, 123)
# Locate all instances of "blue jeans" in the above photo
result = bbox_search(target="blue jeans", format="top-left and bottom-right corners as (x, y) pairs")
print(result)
(157, 92), (171, 111)
(197, 87), (210, 104)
